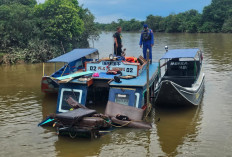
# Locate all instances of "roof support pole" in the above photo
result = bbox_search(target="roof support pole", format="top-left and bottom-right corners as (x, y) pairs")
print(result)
(145, 50), (152, 118)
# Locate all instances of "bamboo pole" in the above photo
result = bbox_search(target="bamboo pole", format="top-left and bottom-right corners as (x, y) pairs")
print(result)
(145, 50), (152, 117)
(43, 62), (45, 76)
(146, 50), (150, 107)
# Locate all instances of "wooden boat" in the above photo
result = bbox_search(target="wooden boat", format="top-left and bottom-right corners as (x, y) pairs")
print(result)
(39, 52), (159, 138)
(41, 48), (99, 93)
(154, 48), (205, 106)
(55, 54), (160, 113)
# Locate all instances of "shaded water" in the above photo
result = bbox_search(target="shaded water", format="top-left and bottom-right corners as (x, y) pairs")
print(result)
(0, 32), (232, 157)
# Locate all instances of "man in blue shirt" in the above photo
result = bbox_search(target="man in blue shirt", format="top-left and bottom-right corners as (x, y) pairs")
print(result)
(139, 24), (154, 63)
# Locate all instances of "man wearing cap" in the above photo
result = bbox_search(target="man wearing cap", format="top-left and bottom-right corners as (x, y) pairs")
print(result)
(139, 24), (154, 63)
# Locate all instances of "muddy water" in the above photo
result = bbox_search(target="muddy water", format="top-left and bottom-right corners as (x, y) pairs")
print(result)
(0, 32), (232, 157)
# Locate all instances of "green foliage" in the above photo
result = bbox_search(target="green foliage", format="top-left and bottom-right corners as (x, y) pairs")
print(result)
(121, 19), (142, 31)
(0, 0), (36, 6)
(1, 0), (232, 64)
(34, 0), (84, 51)
(76, 7), (99, 48)
(0, 3), (40, 51)
(97, 0), (232, 33)
(24, 38), (62, 63)
(146, 15), (163, 32)
(201, 0), (232, 32)
(96, 19), (143, 32)
(222, 17), (232, 32)
(177, 10), (201, 33)
(0, 0), (98, 64)
(1, 39), (61, 64)
(165, 14), (181, 32)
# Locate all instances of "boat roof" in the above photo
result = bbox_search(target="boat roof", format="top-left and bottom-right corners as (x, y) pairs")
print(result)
(161, 49), (200, 59)
(47, 48), (98, 63)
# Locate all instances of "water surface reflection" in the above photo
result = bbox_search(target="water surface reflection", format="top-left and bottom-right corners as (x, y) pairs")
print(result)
(155, 106), (202, 156)
(1, 32), (232, 156)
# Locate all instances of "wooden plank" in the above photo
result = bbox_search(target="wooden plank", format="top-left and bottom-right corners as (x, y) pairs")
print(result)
(55, 71), (93, 81)
(110, 63), (159, 87)
(58, 78), (73, 83)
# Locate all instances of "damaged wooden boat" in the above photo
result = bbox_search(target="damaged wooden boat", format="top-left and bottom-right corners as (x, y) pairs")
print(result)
(39, 50), (160, 138)
(41, 48), (99, 93)
(56, 54), (159, 113)
(154, 48), (205, 106)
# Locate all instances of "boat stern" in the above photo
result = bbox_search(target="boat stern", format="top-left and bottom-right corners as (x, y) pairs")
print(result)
(41, 76), (59, 93)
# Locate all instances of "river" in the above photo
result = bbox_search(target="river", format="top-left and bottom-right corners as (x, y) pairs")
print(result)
(0, 32), (232, 157)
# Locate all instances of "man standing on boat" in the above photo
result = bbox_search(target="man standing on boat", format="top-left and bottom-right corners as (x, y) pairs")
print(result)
(139, 24), (154, 63)
(113, 26), (122, 56)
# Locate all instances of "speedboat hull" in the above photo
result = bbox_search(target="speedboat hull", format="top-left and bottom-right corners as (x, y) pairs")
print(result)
(154, 75), (205, 106)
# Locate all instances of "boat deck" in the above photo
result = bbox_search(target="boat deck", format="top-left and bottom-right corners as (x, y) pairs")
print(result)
(110, 62), (159, 87)
(93, 72), (119, 79)
(67, 62), (159, 88)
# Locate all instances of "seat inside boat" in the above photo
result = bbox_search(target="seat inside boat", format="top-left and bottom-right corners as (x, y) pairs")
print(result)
(162, 60), (201, 87)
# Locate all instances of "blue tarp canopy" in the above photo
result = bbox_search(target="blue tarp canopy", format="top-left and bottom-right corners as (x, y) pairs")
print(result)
(161, 49), (199, 59)
(47, 48), (98, 63)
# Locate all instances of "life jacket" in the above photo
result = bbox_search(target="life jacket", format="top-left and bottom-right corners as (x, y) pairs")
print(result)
(142, 29), (151, 41)
(125, 57), (138, 63)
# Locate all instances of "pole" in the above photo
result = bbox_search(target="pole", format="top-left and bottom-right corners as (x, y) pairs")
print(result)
(145, 50), (152, 117)
(146, 50), (150, 106)
(43, 62), (45, 76)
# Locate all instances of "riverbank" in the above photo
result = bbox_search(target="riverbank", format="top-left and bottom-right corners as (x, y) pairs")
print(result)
(0, 53), (3, 64)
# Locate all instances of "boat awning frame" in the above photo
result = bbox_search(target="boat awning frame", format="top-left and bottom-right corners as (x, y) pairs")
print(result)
(47, 48), (99, 63)
(160, 49), (200, 60)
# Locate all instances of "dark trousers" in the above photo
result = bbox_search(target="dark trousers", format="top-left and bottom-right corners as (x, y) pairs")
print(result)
(114, 44), (122, 56)
(143, 44), (152, 62)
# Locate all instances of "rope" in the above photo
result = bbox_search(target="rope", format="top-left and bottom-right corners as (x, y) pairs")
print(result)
(144, 103), (152, 119)
(104, 119), (142, 128)
(69, 127), (77, 139)
(71, 88), (78, 100)
(61, 64), (68, 76)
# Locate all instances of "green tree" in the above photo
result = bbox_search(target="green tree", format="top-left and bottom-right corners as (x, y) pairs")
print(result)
(201, 0), (232, 32)
(34, 0), (84, 51)
(177, 10), (201, 33)
(0, 3), (39, 51)
(164, 14), (181, 32)
(0, 0), (99, 64)
(121, 19), (141, 31)
(0, 0), (36, 6)
(76, 7), (99, 48)
(145, 15), (163, 32)
(222, 17), (232, 32)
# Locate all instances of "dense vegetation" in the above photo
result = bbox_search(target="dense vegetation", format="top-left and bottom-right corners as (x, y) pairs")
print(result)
(97, 0), (232, 33)
(0, 0), (98, 64)
(0, 0), (232, 64)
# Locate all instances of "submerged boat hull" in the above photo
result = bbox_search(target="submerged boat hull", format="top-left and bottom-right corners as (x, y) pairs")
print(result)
(154, 76), (205, 106)
(41, 76), (59, 93)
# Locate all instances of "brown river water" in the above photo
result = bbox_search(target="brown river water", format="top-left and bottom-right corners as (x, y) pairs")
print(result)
(0, 32), (232, 157)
